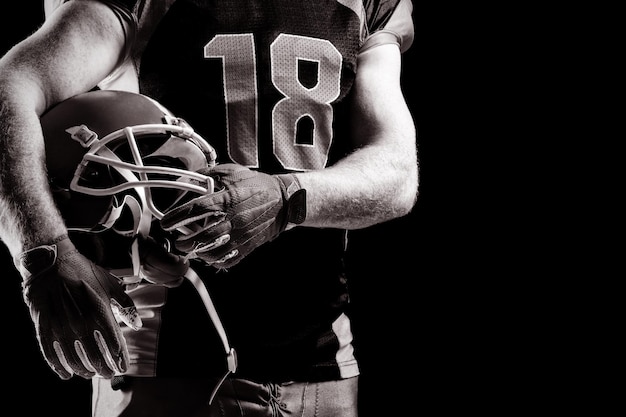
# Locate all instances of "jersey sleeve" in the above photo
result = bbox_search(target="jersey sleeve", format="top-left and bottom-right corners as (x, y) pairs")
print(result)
(361, 0), (414, 53)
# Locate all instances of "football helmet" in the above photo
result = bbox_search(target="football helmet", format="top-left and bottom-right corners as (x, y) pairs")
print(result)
(40, 89), (216, 234)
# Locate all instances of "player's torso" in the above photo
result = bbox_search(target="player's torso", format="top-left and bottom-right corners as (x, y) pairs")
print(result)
(134, 0), (365, 172)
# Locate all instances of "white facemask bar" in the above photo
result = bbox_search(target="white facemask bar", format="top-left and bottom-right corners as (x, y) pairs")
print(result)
(69, 123), (216, 220)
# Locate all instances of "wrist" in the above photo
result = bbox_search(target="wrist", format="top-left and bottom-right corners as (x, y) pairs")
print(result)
(275, 174), (307, 227)
(14, 234), (74, 279)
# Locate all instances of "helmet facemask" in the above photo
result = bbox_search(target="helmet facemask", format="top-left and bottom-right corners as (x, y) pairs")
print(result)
(41, 90), (217, 235)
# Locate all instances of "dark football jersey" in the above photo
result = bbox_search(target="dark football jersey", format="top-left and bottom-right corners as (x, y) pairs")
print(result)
(48, 0), (413, 382)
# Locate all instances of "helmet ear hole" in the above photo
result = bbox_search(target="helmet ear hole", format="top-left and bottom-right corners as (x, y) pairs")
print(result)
(40, 90), (216, 233)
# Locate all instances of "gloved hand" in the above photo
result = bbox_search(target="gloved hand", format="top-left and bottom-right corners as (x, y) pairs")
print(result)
(15, 234), (142, 380)
(160, 163), (306, 269)
(137, 234), (189, 288)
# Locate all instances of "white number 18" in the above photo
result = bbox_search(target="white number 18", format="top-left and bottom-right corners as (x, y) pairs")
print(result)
(204, 33), (342, 170)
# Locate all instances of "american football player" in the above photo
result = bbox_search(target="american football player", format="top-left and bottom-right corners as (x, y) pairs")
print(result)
(0, 0), (418, 415)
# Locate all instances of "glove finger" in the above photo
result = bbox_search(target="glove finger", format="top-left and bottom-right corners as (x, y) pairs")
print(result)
(94, 330), (125, 377)
(27, 309), (60, 376)
(73, 339), (99, 378)
(191, 245), (235, 265)
(91, 324), (130, 376)
(108, 289), (142, 331)
(50, 340), (75, 379)
(187, 213), (274, 266)
(211, 226), (273, 268)
(37, 329), (73, 380)
(160, 195), (228, 231)
(174, 221), (232, 253)
(200, 163), (252, 180)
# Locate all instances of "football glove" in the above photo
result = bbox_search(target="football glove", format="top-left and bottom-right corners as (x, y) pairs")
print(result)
(15, 235), (142, 380)
(160, 163), (306, 269)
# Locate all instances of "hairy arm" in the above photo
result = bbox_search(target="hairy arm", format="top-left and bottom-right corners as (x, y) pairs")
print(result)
(295, 43), (418, 229)
(0, 1), (129, 255)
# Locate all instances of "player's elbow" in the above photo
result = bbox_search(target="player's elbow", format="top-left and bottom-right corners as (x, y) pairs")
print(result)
(392, 163), (419, 218)
(388, 116), (419, 218)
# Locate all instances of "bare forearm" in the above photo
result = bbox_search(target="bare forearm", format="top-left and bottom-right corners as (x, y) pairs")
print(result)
(295, 139), (418, 230)
(0, 2), (131, 255)
(0, 87), (67, 255)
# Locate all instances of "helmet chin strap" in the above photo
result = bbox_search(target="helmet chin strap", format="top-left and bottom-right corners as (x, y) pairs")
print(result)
(78, 146), (237, 396)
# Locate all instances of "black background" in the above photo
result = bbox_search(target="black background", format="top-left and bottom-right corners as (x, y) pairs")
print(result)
(0, 2), (519, 416)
